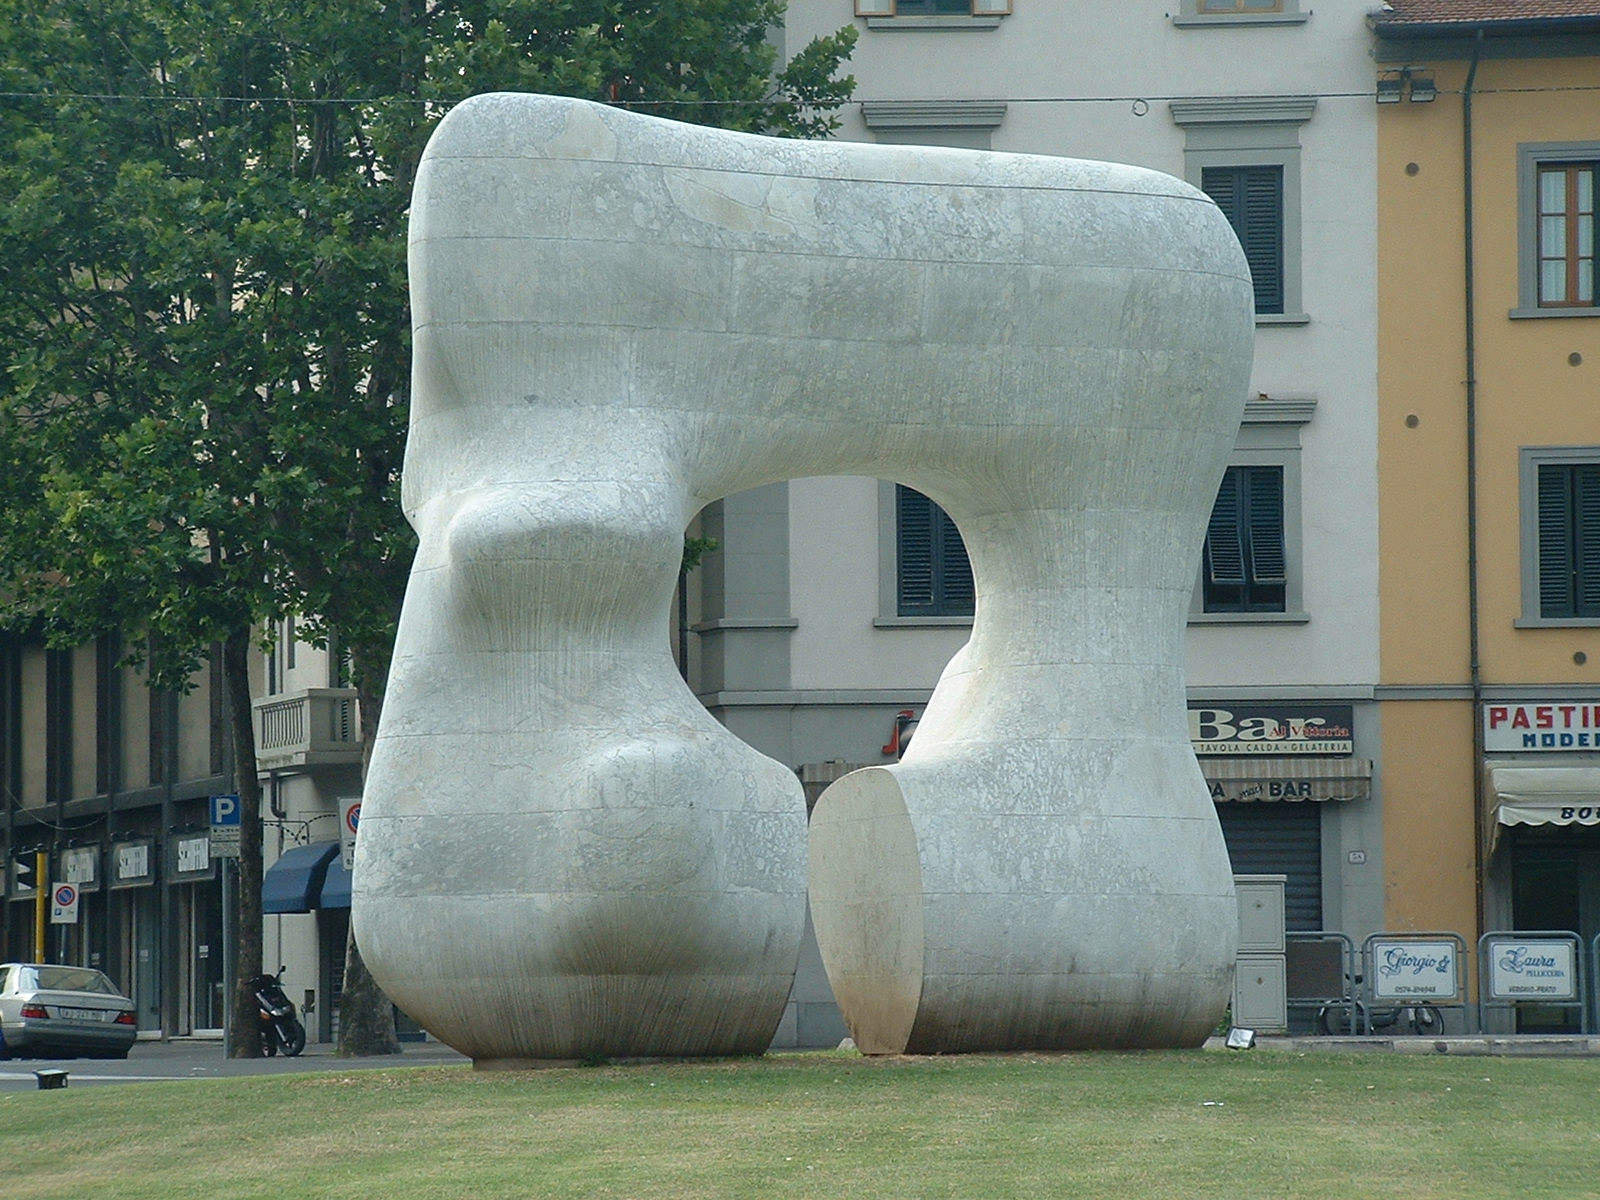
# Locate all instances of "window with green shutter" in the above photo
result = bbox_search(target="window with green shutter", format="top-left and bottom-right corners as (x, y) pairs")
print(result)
(1204, 465), (1286, 613)
(1202, 165), (1285, 316)
(1537, 462), (1600, 618)
(897, 486), (974, 617)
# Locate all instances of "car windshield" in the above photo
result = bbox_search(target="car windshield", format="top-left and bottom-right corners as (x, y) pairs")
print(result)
(15, 965), (120, 995)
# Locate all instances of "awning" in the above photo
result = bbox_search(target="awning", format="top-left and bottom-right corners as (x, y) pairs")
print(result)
(1200, 756), (1371, 804)
(262, 842), (339, 914)
(1484, 764), (1600, 853)
(319, 857), (351, 910)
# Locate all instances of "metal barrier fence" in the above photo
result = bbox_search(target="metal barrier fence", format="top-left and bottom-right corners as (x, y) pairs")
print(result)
(1285, 932), (1356, 1034)
(1478, 931), (1588, 1035)
(1362, 932), (1469, 1035)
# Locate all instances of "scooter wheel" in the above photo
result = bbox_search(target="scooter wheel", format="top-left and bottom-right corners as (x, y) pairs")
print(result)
(284, 1022), (306, 1057)
(262, 1034), (277, 1057)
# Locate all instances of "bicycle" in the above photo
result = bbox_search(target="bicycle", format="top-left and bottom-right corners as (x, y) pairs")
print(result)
(1317, 973), (1442, 1035)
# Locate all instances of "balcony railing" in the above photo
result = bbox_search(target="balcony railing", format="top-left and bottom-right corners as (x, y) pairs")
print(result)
(253, 688), (362, 771)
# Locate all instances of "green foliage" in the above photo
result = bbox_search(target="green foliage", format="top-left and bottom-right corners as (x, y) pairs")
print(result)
(0, 0), (856, 692)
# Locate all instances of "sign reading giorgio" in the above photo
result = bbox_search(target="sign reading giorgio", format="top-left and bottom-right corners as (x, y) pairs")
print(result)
(1368, 939), (1460, 1001)
(1486, 938), (1578, 1001)
(1189, 705), (1354, 756)
(1483, 702), (1600, 752)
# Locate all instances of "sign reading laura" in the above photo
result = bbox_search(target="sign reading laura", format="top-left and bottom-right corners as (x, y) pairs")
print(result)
(1487, 939), (1577, 1000)
(1369, 939), (1460, 1000)
(1190, 706), (1354, 756)
(1484, 702), (1600, 751)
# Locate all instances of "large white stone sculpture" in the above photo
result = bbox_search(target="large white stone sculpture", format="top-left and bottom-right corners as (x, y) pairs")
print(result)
(355, 92), (1254, 1064)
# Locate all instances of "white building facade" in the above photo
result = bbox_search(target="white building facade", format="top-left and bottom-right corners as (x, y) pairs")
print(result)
(690, 0), (1388, 1044)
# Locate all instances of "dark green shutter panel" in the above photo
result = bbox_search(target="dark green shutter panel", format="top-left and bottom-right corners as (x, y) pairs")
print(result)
(897, 486), (975, 617)
(1243, 167), (1284, 315)
(1578, 465), (1600, 616)
(1201, 165), (1284, 316)
(1205, 468), (1245, 585)
(1539, 464), (1576, 617)
(897, 486), (936, 614)
(1247, 467), (1287, 585)
(939, 507), (975, 611)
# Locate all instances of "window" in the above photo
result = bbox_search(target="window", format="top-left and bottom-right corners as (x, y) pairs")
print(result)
(1537, 163), (1596, 309)
(1191, 396), (1312, 624)
(1203, 466), (1286, 613)
(895, 486), (974, 618)
(1518, 448), (1600, 624)
(1171, 96), (1314, 325)
(1515, 144), (1600, 318)
(1174, 0), (1306, 24)
(1535, 460), (1600, 619)
(861, 101), (1007, 151)
(855, 0), (1011, 22)
(1202, 165), (1284, 316)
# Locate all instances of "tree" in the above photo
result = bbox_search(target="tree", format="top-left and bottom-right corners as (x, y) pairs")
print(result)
(0, 0), (854, 1055)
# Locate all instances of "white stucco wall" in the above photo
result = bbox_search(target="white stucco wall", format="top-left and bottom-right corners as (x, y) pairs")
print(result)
(780, 0), (1381, 694)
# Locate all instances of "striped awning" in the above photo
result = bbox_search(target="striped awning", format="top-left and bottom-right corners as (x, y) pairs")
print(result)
(1200, 756), (1372, 803)
(1484, 764), (1600, 854)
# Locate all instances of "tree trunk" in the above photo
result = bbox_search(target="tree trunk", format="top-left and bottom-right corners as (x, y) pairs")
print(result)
(336, 646), (401, 1056)
(223, 628), (265, 1057)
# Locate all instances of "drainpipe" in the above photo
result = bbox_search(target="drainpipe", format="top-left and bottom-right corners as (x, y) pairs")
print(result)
(1463, 31), (1486, 953)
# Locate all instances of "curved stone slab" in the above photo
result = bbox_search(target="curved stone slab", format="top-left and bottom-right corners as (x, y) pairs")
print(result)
(356, 92), (1254, 1062)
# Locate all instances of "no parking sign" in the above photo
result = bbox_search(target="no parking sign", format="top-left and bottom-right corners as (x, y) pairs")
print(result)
(341, 799), (361, 872)
(50, 883), (79, 925)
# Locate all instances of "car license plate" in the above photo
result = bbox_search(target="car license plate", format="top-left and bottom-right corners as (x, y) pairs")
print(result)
(55, 1007), (107, 1021)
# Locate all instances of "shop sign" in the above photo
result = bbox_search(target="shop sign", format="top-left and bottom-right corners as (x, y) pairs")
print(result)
(112, 840), (155, 889)
(1369, 939), (1460, 1000)
(1484, 703), (1600, 752)
(171, 834), (214, 882)
(61, 845), (99, 892)
(1486, 939), (1577, 1001)
(1190, 705), (1354, 756)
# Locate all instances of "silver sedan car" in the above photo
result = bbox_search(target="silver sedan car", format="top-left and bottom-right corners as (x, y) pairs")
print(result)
(0, 963), (137, 1059)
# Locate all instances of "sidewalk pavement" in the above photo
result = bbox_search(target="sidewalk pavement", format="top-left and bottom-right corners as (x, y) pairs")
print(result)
(0, 1036), (469, 1092)
(1204, 1033), (1600, 1056)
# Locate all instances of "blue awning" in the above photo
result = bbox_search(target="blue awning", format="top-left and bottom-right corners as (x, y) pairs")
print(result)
(262, 842), (338, 914)
(319, 856), (351, 910)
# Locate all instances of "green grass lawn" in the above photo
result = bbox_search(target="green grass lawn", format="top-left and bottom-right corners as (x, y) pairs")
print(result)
(4, 1050), (1598, 1199)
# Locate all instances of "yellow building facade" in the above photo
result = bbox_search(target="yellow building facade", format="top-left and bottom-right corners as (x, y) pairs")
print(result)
(1376, 4), (1600, 1025)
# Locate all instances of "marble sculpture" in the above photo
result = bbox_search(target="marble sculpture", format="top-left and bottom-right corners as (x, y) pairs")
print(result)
(355, 92), (1256, 1064)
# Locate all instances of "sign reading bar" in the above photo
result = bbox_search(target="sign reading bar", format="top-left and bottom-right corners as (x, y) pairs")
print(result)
(1484, 702), (1600, 752)
(1369, 939), (1460, 1001)
(1190, 705), (1354, 756)
(1487, 939), (1578, 1000)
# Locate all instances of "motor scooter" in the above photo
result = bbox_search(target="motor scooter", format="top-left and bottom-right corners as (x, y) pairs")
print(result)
(252, 967), (307, 1056)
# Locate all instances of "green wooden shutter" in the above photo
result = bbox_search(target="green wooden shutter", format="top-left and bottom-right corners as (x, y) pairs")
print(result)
(897, 486), (974, 617)
(1201, 165), (1285, 316)
(1205, 467), (1245, 585)
(1247, 467), (1287, 585)
(1577, 465), (1600, 616)
(939, 507), (975, 612)
(897, 486), (936, 615)
(1539, 464), (1576, 617)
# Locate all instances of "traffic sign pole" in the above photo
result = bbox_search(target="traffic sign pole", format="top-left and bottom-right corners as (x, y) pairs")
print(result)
(33, 852), (45, 961)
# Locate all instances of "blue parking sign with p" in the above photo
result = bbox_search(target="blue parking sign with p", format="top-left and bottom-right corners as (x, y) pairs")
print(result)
(210, 794), (241, 827)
